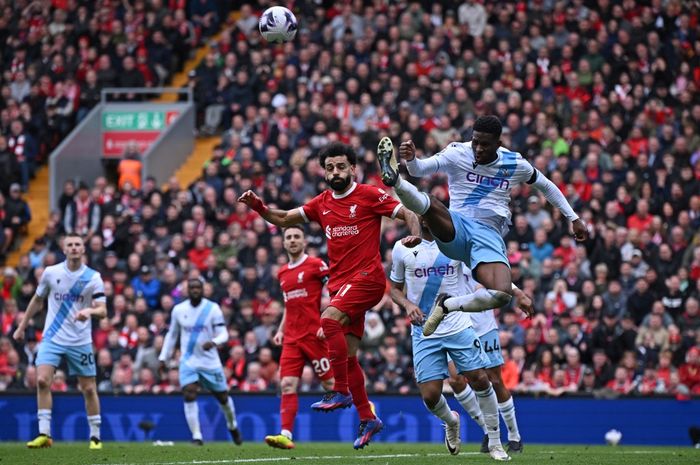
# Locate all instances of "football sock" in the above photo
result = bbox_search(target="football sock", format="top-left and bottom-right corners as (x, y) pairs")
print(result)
(454, 386), (488, 434)
(475, 384), (501, 448)
(184, 400), (202, 441)
(499, 397), (521, 442)
(425, 395), (458, 426)
(444, 288), (512, 313)
(219, 396), (238, 430)
(321, 318), (349, 395)
(347, 356), (374, 420)
(38, 409), (51, 436)
(87, 414), (101, 440)
(393, 176), (430, 215)
(281, 429), (293, 440)
(280, 393), (298, 433)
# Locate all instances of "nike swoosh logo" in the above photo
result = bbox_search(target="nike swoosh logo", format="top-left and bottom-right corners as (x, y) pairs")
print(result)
(322, 210), (331, 215)
(445, 436), (458, 454)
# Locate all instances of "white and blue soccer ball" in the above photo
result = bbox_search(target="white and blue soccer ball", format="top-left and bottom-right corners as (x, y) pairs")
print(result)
(258, 6), (298, 43)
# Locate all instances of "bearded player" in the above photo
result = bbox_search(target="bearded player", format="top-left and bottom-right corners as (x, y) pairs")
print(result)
(239, 142), (420, 449)
(264, 225), (334, 449)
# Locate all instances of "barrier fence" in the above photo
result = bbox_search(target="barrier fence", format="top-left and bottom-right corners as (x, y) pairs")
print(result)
(0, 394), (697, 446)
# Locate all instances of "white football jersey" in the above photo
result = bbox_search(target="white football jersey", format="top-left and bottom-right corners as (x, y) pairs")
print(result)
(36, 262), (106, 346)
(391, 240), (472, 339)
(462, 265), (498, 337)
(410, 142), (535, 235)
(159, 298), (227, 371)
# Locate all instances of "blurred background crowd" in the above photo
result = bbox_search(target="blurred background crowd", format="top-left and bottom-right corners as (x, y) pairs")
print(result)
(0, 0), (699, 398)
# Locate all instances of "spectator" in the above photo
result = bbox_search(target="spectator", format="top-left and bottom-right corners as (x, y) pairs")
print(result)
(679, 347), (700, 395)
(63, 183), (100, 238)
(118, 144), (143, 191)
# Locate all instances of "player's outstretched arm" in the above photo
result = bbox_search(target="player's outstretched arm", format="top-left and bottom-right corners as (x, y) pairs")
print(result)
(12, 294), (45, 342)
(529, 171), (588, 242)
(238, 190), (304, 227)
(394, 206), (422, 246)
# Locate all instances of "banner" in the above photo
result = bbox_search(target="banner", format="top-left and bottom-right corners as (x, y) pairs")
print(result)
(0, 394), (696, 445)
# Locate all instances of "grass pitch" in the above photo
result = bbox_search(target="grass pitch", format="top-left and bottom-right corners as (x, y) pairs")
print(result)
(0, 442), (697, 465)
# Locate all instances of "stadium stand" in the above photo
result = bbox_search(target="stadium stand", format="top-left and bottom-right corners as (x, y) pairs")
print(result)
(1, 1), (699, 399)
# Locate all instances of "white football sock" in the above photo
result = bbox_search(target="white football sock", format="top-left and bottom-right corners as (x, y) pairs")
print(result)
(474, 384), (502, 448)
(219, 396), (238, 430)
(499, 397), (521, 442)
(445, 288), (512, 313)
(425, 395), (458, 426)
(454, 386), (488, 434)
(281, 429), (293, 440)
(394, 177), (430, 215)
(87, 414), (101, 439)
(184, 401), (202, 440)
(38, 409), (51, 436)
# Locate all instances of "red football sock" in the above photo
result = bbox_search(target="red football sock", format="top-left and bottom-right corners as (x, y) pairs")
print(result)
(321, 318), (349, 394)
(280, 392), (298, 433)
(348, 356), (375, 421)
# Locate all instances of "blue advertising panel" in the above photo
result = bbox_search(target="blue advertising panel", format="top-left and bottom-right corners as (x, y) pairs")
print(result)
(0, 394), (697, 445)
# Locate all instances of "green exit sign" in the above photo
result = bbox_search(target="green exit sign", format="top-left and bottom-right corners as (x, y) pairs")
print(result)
(102, 111), (178, 131)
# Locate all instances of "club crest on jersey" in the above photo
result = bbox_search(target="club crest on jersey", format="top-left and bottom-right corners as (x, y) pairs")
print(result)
(297, 271), (304, 283)
(349, 204), (357, 218)
(497, 167), (511, 177)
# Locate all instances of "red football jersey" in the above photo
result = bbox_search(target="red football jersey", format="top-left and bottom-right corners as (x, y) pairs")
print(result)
(278, 255), (329, 342)
(300, 182), (402, 293)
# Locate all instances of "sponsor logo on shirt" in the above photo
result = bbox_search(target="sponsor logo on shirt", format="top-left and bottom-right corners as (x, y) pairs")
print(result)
(54, 292), (85, 303)
(414, 264), (456, 278)
(465, 171), (510, 189)
(325, 225), (359, 239)
(283, 288), (308, 301)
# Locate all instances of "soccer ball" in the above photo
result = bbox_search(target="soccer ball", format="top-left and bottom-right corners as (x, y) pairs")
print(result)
(258, 6), (298, 43)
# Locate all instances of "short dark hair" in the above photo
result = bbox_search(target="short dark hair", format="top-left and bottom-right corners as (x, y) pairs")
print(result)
(283, 225), (305, 236)
(318, 142), (357, 168)
(473, 115), (503, 137)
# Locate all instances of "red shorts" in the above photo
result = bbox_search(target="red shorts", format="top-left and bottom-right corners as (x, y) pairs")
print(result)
(329, 272), (386, 339)
(279, 336), (333, 381)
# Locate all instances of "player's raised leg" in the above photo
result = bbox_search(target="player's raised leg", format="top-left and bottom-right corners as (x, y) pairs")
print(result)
(447, 364), (489, 453)
(213, 390), (242, 445)
(27, 364), (55, 448)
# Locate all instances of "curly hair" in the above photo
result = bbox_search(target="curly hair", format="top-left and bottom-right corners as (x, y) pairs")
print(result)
(473, 115), (503, 137)
(318, 142), (357, 167)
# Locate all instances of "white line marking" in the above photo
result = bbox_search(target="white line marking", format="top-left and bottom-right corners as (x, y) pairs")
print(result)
(95, 448), (687, 465)
(95, 452), (480, 465)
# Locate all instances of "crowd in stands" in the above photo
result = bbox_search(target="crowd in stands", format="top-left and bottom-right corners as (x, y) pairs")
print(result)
(0, 0), (229, 258)
(1, 0), (700, 399)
